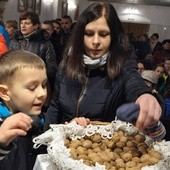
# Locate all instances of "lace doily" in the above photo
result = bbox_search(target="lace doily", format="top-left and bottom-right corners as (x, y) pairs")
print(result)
(33, 120), (170, 170)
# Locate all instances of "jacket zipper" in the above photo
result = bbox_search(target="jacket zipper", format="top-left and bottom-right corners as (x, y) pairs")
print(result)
(19, 39), (29, 50)
(76, 69), (90, 117)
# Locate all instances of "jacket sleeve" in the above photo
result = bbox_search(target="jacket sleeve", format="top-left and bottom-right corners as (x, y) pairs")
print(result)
(0, 142), (14, 160)
(121, 59), (164, 112)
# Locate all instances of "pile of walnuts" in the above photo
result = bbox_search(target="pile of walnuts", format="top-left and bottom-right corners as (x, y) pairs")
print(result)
(64, 130), (162, 170)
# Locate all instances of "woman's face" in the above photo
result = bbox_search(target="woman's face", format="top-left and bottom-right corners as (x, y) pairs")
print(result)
(84, 16), (111, 59)
(20, 19), (38, 36)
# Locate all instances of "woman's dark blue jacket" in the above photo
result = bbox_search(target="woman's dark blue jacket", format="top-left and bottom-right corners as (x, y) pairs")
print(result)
(44, 59), (164, 130)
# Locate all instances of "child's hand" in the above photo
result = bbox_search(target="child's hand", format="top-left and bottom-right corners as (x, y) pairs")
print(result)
(65, 117), (90, 127)
(0, 113), (33, 146)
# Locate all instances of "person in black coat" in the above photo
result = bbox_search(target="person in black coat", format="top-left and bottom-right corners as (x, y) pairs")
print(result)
(44, 2), (164, 134)
(9, 12), (57, 109)
(41, 20), (63, 65)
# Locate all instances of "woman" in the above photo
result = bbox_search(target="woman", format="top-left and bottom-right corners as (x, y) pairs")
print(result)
(9, 12), (57, 98)
(44, 2), (164, 132)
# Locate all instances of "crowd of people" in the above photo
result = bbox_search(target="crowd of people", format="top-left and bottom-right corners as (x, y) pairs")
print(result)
(0, 2), (169, 170)
(136, 34), (170, 140)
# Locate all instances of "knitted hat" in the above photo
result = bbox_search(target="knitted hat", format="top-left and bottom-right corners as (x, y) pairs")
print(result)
(141, 70), (158, 84)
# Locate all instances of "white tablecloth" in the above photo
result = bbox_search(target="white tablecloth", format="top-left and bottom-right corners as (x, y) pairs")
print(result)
(33, 154), (58, 170)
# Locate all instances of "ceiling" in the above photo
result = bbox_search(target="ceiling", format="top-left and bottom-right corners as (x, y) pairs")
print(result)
(88, 0), (170, 7)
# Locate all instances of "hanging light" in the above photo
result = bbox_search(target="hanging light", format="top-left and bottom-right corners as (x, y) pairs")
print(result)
(68, 1), (76, 11)
(123, 7), (140, 15)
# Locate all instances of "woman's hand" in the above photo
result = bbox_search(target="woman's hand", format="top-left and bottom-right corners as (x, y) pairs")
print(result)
(65, 117), (90, 127)
(135, 93), (162, 130)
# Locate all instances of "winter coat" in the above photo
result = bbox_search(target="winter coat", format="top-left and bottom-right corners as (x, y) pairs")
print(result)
(49, 31), (63, 65)
(0, 102), (46, 170)
(9, 29), (57, 90)
(44, 58), (164, 130)
(0, 25), (9, 47)
(0, 34), (8, 55)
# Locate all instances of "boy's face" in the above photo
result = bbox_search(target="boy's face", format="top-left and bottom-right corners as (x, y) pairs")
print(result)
(7, 68), (47, 115)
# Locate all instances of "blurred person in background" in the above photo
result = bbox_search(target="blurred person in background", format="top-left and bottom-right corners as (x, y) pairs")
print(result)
(137, 60), (145, 75)
(0, 19), (9, 55)
(5, 20), (18, 41)
(149, 33), (162, 56)
(59, 15), (73, 52)
(135, 34), (150, 60)
(41, 20), (62, 65)
(141, 70), (158, 91)
(153, 39), (170, 64)
(154, 64), (165, 95)
(52, 19), (61, 33)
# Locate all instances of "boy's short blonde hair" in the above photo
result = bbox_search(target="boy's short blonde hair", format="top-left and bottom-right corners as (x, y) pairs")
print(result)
(0, 50), (46, 84)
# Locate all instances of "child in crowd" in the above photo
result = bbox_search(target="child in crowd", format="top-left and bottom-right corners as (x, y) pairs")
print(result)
(141, 70), (158, 90)
(154, 64), (165, 95)
(0, 50), (47, 170)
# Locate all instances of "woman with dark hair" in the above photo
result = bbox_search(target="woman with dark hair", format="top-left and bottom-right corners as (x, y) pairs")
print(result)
(44, 2), (165, 137)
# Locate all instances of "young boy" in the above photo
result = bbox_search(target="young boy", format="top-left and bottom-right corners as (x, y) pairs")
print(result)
(0, 50), (47, 170)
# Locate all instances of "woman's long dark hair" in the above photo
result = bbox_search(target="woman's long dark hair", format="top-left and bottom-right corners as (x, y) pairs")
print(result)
(60, 2), (132, 82)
